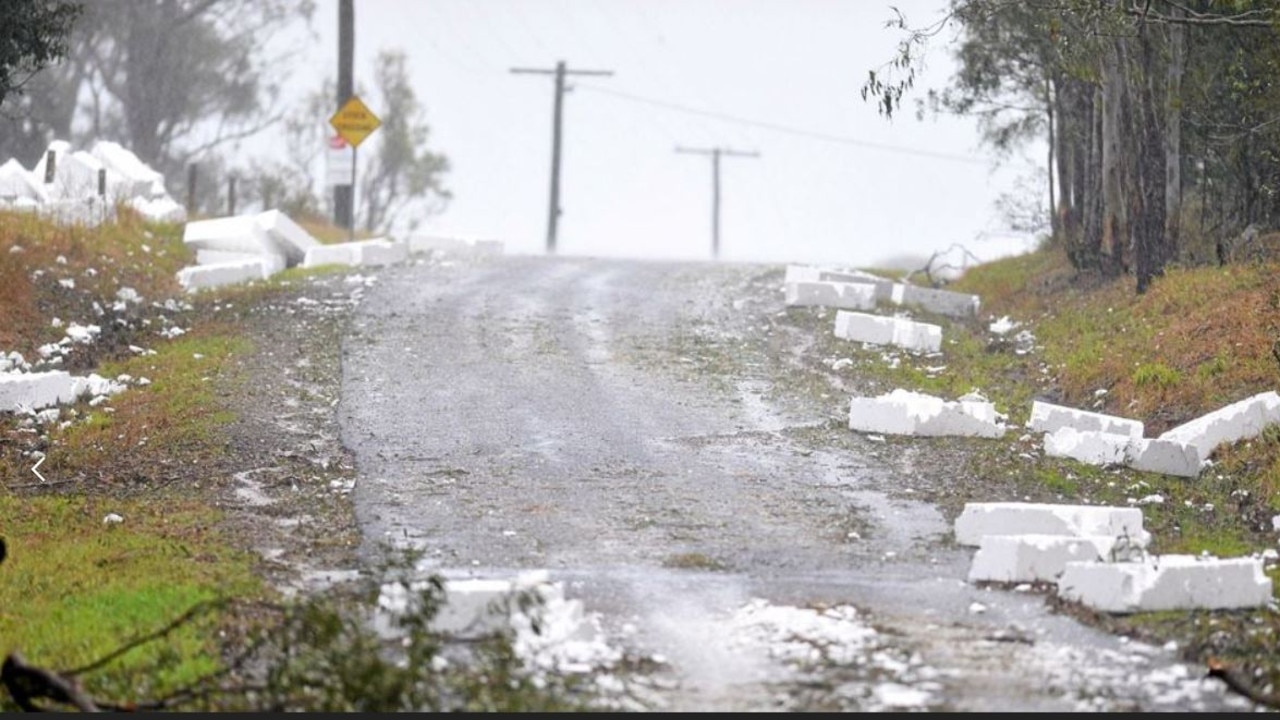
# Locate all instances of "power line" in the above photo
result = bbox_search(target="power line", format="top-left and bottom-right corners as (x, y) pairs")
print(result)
(675, 146), (760, 260)
(511, 61), (614, 254)
(579, 83), (989, 165)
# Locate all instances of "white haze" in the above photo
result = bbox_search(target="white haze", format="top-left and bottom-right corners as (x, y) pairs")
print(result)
(249, 0), (1046, 270)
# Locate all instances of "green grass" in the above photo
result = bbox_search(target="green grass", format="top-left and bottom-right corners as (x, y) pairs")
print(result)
(49, 328), (247, 480)
(0, 493), (261, 701)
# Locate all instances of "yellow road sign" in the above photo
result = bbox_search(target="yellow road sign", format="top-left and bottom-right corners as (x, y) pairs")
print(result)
(329, 95), (382, 148)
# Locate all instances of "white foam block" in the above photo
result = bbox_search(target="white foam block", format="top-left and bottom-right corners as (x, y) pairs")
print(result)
(1044, 426), (1130, 466)
(1029, 400), (1144, 438)
(785, 281), (876, 310)
(427, 572), (577, 637)
(834, 311), (942, 353)
(356, 238), (408, 266)
(0, 158), (45, 202)
(90, 140), (165, 197)
(888, 283), (982, 317)
(176, 258), (271, 292)
(183, 214), (276, 257)
(967, 534), (1122, 584)
(256, 209), (319, 263)
(302, 239), (408, 268)
(196, 248), (285, 274)
(1058, 555), (1273, 613)
(303, 243), (358, 268)
(849, 388), (1006, 438)
(0, 370), (79, 411)
(1044, 428), (1204, 477)
(954, 502), (1150, 547)
(1157, 391), (1280, 459)
(1126, 437), (1204, 478)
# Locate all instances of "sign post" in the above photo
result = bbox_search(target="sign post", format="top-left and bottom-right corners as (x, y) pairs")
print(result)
(328, 95), (382, 241)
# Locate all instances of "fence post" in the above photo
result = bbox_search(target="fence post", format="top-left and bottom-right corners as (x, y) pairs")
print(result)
(186, 164), (198, 216)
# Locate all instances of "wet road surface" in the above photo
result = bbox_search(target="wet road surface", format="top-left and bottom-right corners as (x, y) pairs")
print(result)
(338, 254), (1251, 711)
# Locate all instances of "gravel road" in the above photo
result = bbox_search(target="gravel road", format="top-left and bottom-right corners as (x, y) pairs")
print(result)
(336, 253), (1253, 712)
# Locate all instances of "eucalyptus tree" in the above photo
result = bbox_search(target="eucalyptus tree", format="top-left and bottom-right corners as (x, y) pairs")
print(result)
(0, 0), (315, 210)
(865, 0), (1280, 294)
(0, 1), (80, 109)
(356, 49), (451, 236)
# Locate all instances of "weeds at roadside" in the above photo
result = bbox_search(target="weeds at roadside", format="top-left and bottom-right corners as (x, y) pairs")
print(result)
(0, 549), (601, 712)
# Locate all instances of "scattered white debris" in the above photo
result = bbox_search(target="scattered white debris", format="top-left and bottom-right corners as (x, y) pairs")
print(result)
(989, 316), (1019, 334)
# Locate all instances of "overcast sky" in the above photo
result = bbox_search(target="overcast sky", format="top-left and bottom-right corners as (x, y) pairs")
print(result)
(285, 0), (1045, 270)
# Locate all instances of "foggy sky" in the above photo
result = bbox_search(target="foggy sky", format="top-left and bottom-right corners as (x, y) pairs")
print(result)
(260, 0), (1044, 269)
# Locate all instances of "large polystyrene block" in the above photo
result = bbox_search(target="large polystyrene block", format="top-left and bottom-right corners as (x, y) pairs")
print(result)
(1126, 437), (1204, 478)
(1157, 391), (1280, 459)
(196, 248), (285, 274)
(0, 371), (79, 412)
(967, 534), (1122, 584)
(0, 159), (45, 202)
(784, 265), (821, 284)
(849, 388), (1006, 438)
(834, 311), (894, 345)
(302, 239), (408, 268)
(176, 259), (270, 292)
(35, 149), (105, 201)
(954, 502), (1150, 547)
(834, 311), (943, 353)
(431, 578), (523, 635)
(890, 318), (942, 353)
(303, 243), (359, 268)
(1029, 400), (1144, 438)
(183, 215), (276, 257)
(184, 210), (317, 267)
(356, 239), (408, 266)
(1057, 555), (1273, 613)
(888, 283), (981, 317)
(128, 195), (186, 223)
(1044, 426), (1130, 466)
(256, 209), (319, 263)
(1044, 427), (1204, 477)
(90, 140), (165, 198)
(785, 281), (876, 310)
(383, 571), (576, 637)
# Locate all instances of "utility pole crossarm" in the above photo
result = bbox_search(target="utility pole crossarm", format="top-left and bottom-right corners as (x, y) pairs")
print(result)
(511, 67), (614, 77)
(510, 61), (614, 254)
(676, 146), (760, 159)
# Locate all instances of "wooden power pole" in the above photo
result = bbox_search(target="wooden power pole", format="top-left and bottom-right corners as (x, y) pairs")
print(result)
(511, 60), (613, 254)
(675, 146), (759, 259)
(333, 0), (354, 230)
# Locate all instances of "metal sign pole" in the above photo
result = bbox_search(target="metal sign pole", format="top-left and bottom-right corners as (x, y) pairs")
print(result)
(349, 145), (357, 243)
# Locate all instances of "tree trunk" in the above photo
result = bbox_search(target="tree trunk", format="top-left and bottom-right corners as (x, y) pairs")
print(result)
(1079, 84), (1105, 271)
(1134, 23), (1168, 295)
(1100, 34), (1131, 276)
(1046, 74), (1059, 239)
(1164, 4), (1185, 269)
